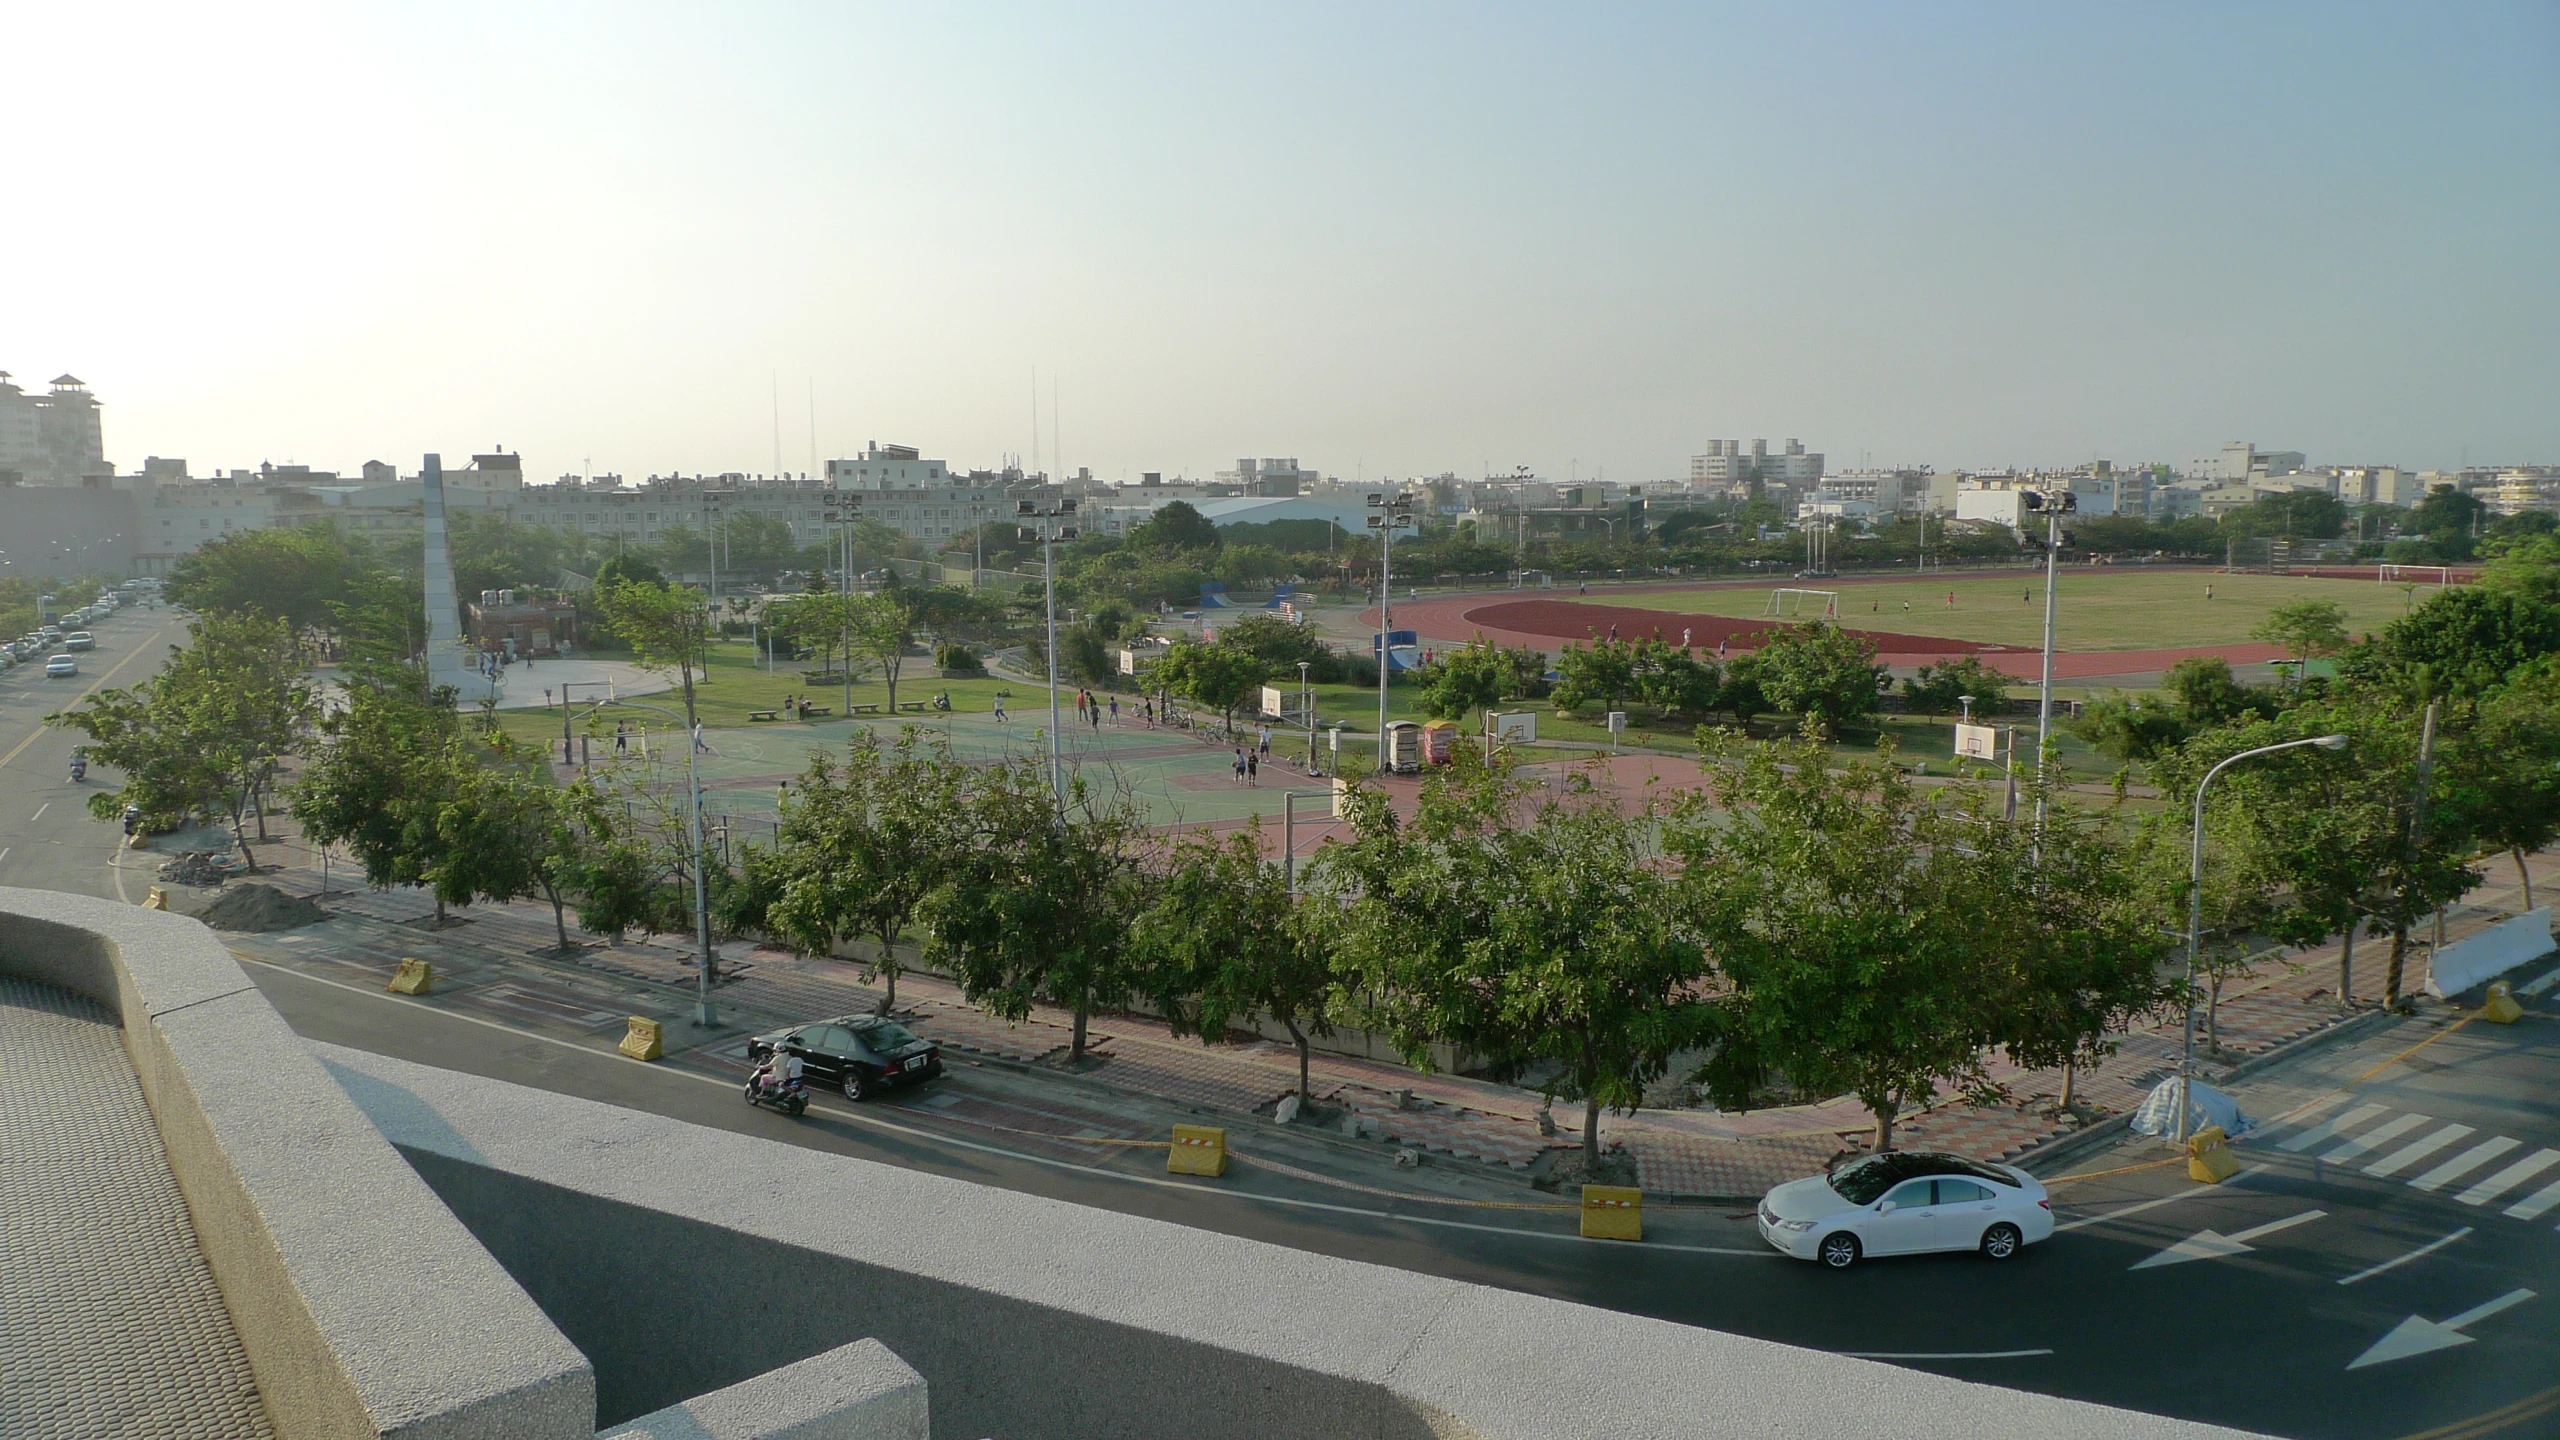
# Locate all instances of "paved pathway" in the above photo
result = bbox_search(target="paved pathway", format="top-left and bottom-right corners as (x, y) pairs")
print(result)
(0, 977), (274, 1439)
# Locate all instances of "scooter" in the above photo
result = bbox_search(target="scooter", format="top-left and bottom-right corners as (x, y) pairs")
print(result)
(68, 755), (86, 782)
(743, 1060), (808, 1117)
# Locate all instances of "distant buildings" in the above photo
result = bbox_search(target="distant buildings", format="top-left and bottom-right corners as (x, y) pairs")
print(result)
(0, 372), (109, 485)
(1690, 438), (1824, 491)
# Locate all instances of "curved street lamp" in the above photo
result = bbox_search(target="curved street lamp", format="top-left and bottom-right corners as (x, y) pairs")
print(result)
(2177, 732), (2349, 1141)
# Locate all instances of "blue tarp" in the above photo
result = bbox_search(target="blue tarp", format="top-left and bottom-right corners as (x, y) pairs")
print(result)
(2128, 1078), (2254, 1139)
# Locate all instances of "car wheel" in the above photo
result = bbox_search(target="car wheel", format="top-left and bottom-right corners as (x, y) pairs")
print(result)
(1818, 1233), (1860, 1270)
(1979, 1223), (2022, 1261)
(842, 1069), (870, 1102)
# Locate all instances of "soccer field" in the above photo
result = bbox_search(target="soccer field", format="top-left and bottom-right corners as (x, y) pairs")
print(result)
(1566, 569), (2435, 652)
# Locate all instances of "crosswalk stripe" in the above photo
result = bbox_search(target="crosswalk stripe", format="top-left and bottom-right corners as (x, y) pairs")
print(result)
(2508, 1178), (2560, 1223)
(2411, 1136), (2522, 1193)
(2458, 1149), (2560, 1208)
(2366, 1123), (2475, 1178)
(2323, 1112), (2432, 1164)
(2281, 1102), (2391, 1153)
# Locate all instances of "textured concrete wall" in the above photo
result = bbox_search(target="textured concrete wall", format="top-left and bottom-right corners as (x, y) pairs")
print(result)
(0, 888), (594, 1440)
(599, 1337), (927, 1440)
(322, 1041), (2271, 1440)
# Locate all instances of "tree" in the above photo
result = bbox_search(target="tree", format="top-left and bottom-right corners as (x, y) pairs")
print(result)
(1134, 822), (1335, 1103)
(292, 670), (465, 911)
(1316, 761), (1711, 1166)
(1733, 621), (1883, 730)
(591, 576), (713, 736)
(2252, 598), (2350, 668)
(921, 762), (1145, 1064)
(2347, 586), (2560, 700)
(2162, 655), (2275, 727)
(756, 730), (968, 1013)
(1632, 639), (1720, 721)
(52, 610), (316, 872)
(1214, 612), (1329, 673)
(165, 522), (374, 631)
(2221, 490), (2346, 542)
(1901, 655), (2010, 718)
(1128, 501), (1220, 553)
(1152, 638), (1268, 734)
(1549, 637), (1637, 717)
(428, 732), (599, 950)
(1665, 732), (2003, 1150)
(2068, 694), (2191, 765)
(1417, 638), (1510, 722)
(2445, 662), (2560, 910)
(844, 590), (919, 714)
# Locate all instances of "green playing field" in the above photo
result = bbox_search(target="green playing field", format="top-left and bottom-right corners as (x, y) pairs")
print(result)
(1566, 568), (2437, 652)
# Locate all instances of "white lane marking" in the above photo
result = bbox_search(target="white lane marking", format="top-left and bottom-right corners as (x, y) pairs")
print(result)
(2052, 1167), (2268, 1233)
(30, 802), (45, 821)
(0, 846), (9, 867)
(2338, 1227), (2472, 1286)
(241, 956), (1779, 1256)
(2456, 1148), (2560, 1208)
(2321, 1112), (2430, 1164)
(1838, 1348), (2053, 1360)
(2129, 1209), (2325, 1270)
(2281, 1102), (2390, 1153)
(2348, 1289), (2537, 1370)
(2521, 968), (2560, 998)
(2507, 1177), (2560, 1222)
(2259, 1090), (2355, 1137)
(2411, 1136), (2522, 1193)
(2366, 1123), (2475, 1178)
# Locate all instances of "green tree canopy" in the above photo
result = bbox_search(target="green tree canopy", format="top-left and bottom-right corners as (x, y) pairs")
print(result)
(1134, 821), (1336, 1102)
(1730, 621), (1884, 730)
(165, 522), (377, 631)
(1128, 501), (1220, 553)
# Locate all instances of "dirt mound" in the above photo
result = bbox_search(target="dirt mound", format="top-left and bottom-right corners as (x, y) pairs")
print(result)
(1464, 599), (2017, 656)
(156, 850), (244, 886)
(196, 883), (327, 933)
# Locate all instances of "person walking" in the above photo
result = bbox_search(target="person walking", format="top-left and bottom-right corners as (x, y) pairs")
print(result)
(614, 721), (628, 754)
(1233, 748), (1247, 785)
(1108, 696), (1119, 724)
(1246, 750), (1259, 785)
(1946, 590), (1956, 608)
(1089, 700), (1101, 731)
(1257, 725), (1271, 758)
(992, 693), (1008, 723)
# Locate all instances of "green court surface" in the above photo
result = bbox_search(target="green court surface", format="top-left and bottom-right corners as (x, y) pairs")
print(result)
(567, 708), (1334, 836)
(1566, 569), (2437, 652)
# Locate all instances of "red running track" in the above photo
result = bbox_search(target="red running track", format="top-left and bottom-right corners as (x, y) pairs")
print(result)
(1371, 593), (2289, 680)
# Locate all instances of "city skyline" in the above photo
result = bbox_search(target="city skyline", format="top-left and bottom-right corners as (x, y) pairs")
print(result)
(6, 3), (2554, 484)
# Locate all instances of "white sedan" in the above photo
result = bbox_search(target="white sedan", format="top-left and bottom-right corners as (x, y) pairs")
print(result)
(1758, 1151), (2053, 1268)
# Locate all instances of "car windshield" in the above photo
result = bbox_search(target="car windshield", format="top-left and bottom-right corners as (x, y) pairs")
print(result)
(1826, 1156), (1905, 1205)
(855, 1019), (920, 1048)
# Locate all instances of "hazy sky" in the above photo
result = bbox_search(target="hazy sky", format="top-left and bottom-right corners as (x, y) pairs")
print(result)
(7, 3), (2554, 484)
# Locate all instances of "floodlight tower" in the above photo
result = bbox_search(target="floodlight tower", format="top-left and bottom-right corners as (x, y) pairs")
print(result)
(2019, 487), (2077, 830)
(1366, 489), (1417, 764)
(1020, 494), (1079, 805)
(820, 490), (865, 718)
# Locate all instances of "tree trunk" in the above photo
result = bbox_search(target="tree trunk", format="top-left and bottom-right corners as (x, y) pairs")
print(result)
(1070, 987), (1090, 1065)
(1870, 1098), (1897, 1153)
(2058, 1057), (2077, 1114)
(1583, 1092), (1604, 1166)
(2514, 848), (2533, 912)
(876, 941), (899, 1017)
(543, 881), (570, 951)
(434, 892), (448, 925)
(1288, 1023), (1312, 1103)
(2383, 923), (2409, 1010)
(2206, 972), (2225, 1052)
(2336, 923), (2357, 1012)
(230, 797), (259, 875)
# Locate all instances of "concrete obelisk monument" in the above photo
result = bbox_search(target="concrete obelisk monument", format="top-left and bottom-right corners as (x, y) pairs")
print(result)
(421, 454), (496, 705)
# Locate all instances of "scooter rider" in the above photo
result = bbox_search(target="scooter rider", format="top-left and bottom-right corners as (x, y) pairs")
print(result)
(122, 804), (141, 837)
(68, 750), (86, 782)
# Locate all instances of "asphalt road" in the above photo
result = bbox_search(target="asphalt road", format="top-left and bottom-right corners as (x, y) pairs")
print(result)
(6, 614), (2558, 1440)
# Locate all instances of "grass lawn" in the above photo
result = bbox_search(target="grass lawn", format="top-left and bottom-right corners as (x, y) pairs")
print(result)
(1560, 568), (2436, 652)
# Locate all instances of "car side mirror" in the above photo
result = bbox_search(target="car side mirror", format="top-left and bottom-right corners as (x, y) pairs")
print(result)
(1876, 1200), (1896, 1215)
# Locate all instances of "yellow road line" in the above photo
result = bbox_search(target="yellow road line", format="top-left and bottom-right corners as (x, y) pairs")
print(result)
(0, 627), (167, 771)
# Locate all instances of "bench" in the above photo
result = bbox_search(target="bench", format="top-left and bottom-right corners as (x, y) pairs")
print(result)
(851, 703), (881, 715)
(898, 701), (927, 711)
(747, 710), (780, 722)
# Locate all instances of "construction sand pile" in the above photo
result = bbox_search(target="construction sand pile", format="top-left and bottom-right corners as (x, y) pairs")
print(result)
(196, 883), (327, 933)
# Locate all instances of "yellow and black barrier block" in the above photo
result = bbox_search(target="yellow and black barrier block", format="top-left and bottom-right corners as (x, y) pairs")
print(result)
(387, 958), (433, 995)
(2187, 1124), (2240, 1183)
(1580, 1184), (1643, 1241)
(2480, 982), (2523, 1025)
(141, 886), (169, 911)
(619, 1016), (664, 1061)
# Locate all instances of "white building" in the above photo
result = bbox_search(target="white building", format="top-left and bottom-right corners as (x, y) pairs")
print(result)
(1690, 438), (1823, 490)
(0, 372), (109, 484)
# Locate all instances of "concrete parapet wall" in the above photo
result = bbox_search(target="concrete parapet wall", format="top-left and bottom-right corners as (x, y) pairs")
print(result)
(599, 1338), (927, 1440)
(0, 888), (595, 1440)
(318, 1040), (2270, 1440)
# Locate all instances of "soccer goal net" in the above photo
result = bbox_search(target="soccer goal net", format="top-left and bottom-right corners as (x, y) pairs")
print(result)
(2378, 564), (2451, 586)
(1766, 588), (1841, 619)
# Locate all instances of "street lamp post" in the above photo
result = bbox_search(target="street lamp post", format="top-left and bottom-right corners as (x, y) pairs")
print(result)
(1366, 490), (1415, 771)
(1298, 659), (1315, 772)
(2176, 733), (2350, 1141)
(1019, 495), (1079, 806)
(2020, 488), (2077, 833)
(571, 693), (726, 1028)
(822, 492), (864, 718)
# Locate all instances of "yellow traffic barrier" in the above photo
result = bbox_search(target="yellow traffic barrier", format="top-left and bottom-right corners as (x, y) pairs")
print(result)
(619, 1016), (664, 1062)
(2481, 982), (2524, 1025)
(1580, 1184), (1643, 1241)
(2187, 1125), (2240, 1184)
(141, 886), (169, 911)
(387, 958), (433, 995)
(1167, 1124), (1228, 1177)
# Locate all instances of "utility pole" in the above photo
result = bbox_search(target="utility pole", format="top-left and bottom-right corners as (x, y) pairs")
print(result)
(822, 491), (863, 718)
(1019, 495), (1080, 806)
(2383, 700), (2441, 1010)
(1366, 489), (1415, 771)
(2023, 488), (2076, 833)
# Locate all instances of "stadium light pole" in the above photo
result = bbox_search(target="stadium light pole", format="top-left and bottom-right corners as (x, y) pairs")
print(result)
(1367, 490), (1415, 771)
(2176, 733), (2349, 1141)
(821, 491), (864, 719)
(2021, 488), (2077, 832)
(1019, 495), (1079, 806)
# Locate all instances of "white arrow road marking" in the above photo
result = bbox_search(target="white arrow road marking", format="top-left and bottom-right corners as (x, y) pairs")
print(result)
(2508, 1178), (2560, 1223)
(2338, 1227), (2472, 1286)
(2322, 1112), (2431, 1164)
(2131, 1210), (2326, 1270)
(2458, 1148), (2560, 1208)
(2282, 1103), (2390, 1152)
(2411, 1137), (2522, 1193)
(2054, 1166), (2269, 1234)
(2366, 1123), (2475, 1178)
(2347, 1289), (2536, 1370)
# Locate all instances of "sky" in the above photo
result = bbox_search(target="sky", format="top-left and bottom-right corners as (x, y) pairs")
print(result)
(5, 2), (2555, 485)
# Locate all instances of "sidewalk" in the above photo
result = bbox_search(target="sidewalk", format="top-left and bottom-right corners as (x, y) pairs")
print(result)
(185, 822), (2557, 1201)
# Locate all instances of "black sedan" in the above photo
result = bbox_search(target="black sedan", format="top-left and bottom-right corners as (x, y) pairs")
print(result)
(746, 1015), (943, 1101)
